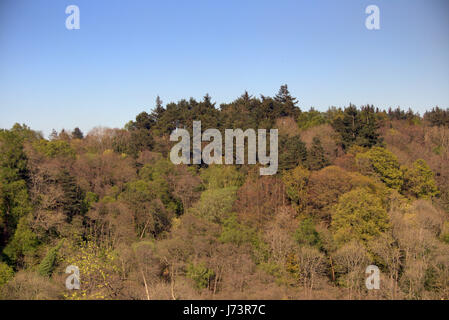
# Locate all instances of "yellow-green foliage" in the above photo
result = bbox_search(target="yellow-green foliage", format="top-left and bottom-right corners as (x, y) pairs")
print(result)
(297, 109), (327, 130)
(0, 262), (14, 287)
(33, 139), (76, 158)
(200, 164), (244, 189)
(219, 213), (255, 246)
(356, 147), (403, 190)
(402, 159), (439, 199)
(190, 187), (238, 224)
(63, 240), (120, 300)
(332, 188), (390, 245)
(186, 262), (215, 289)
(282, 166), (310, 213)
(38, 240), (64, 277)
(3, 216), (38, 265)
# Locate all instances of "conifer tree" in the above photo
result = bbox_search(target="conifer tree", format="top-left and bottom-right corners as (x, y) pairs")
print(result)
(279, 135), (308, 171)
(71, 127), (84, 139)
(274, 84), (301, 117)
(38, 240), (64, 277)
(151, 96), (165, 122)
(307, 136), (330, 170)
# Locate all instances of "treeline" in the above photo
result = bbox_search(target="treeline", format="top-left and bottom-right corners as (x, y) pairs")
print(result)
(0, 85), (448, 300)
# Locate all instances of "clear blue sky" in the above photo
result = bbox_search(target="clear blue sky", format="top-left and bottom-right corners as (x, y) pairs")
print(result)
(1, 0), (448, 137)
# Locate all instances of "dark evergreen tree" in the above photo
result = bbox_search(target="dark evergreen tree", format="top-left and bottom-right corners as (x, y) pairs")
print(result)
(134, 112), (153, 130)
(357, 105), (382, 148)
(332, 104), (381, 151)
(57, 170), (85, 222)
(151, 96), (165, 123)
(0, 130), (32, 249)
(71, 127), (84, 139)
(279, 135), (308, 171)
(275, 84), (298, 107)
(424, 107), (449, 127)
(331, 104), (358, 150)
(307, 136), (330, 170)
(129, 128), (154, 157)
(274, 84), (301, 117)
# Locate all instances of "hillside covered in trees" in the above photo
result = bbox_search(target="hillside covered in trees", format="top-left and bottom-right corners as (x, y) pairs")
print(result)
(1, 86), (449, 300)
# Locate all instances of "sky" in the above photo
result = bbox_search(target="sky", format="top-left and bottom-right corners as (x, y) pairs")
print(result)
(0, 0), (448, 137)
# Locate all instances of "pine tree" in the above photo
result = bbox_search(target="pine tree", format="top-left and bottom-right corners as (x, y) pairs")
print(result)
(275, 84), (298, 106)
(332, 104), (381, 150)
(38, 240), (64, 277)
(279, 135), (308, 171)
(134, 112), (153, 130)
(71, 127), (84, 139)
(307, 136), (330, 170)
(274, 84), (301, 117)
(151, 96), (165, 122)
(57, 170), (85, 221)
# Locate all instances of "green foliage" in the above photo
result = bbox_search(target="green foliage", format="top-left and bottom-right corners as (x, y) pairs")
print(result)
(0, 262), (14, 286)
(200, 165), (244, 189)
(139, 159), (174, 181)
(33, 139), (75, 158)
(402, 159), (439, 199)
(0, 179), (33, 232)
(331, 188), (390, 245)
(297, 108), (327, 130)
(1, 91), (448, 299)
(120, 180), (155, 203)
(0, 129), (33, 253)
(139, 160), (182, 214)
(38, 240), (64, 277)
(186, 262), (215, 290)
(9, 123), (42, 142)
(219, 213), (255, 246)
(356, 147), (403, 190)
(84, 192), (99, 209)
(119, 174), (177, 237)
(0, 130), (29, 181)
(3, 217), (39, 265)
(190, 187), (237, 224)
(294, 218), (322, 249)
(100, 195), (116, 204)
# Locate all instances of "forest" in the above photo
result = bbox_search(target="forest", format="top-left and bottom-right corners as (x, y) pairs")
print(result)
(0, 85), (449, 300)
